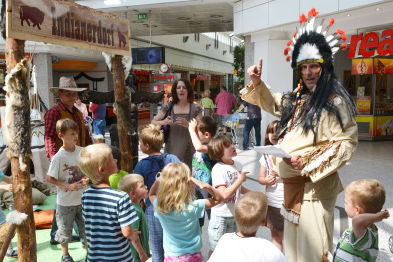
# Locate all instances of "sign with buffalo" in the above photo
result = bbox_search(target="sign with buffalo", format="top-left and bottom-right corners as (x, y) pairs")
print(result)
(6, 0), (131, 56)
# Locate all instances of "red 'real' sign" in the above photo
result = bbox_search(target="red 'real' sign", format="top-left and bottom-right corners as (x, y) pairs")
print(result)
(348, 29), (393, 58)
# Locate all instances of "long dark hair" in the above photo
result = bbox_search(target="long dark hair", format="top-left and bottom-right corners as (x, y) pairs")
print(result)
(279, 64), (357, 144)
(171, 78), (194, 104)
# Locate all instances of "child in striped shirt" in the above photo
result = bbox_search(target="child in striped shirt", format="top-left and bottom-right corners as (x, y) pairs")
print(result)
(78, 143), (139, 262)
(333, 179), (390, 262)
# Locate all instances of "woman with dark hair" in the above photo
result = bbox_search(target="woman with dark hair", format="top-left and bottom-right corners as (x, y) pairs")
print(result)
(152, 78), (202, 168)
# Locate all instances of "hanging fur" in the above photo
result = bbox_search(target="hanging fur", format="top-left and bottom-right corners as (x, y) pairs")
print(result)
(113, 86), (135, 136)
(102, 52), (133, 78)
(3, 58), (32, 171)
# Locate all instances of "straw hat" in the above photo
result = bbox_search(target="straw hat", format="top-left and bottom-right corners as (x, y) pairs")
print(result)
(50, 77), (87, 94)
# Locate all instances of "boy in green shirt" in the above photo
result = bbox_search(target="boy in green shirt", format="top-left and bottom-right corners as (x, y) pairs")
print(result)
(119, 174), (151, 262)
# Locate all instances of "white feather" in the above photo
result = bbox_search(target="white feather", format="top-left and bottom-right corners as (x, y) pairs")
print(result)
(306, 17), (315, 33)
(102, 52), (114, 71)
(326, 35), (334, 42)
(331, 47), (339, 54)
(292, 36), (296, 45)
(329, 39), (338, 47)
(288, 50), (293, 56)
(296, 43), (322, 63)
(316, 25), (323, 34)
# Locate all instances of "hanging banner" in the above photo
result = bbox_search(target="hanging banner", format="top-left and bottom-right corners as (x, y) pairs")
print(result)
(6, 0), (131, 56)
(352, 58), (373, 74)
(374, 58), (393, 74)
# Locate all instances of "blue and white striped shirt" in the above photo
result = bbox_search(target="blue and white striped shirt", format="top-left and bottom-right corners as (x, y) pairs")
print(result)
(82, 186), (138, 262)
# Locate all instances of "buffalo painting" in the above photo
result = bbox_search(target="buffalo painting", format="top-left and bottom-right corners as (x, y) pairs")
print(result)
(20, 6), (44, 30)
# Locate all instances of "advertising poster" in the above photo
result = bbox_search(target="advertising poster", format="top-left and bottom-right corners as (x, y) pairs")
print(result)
(163, 83), (172, 103)
(352, 58), (373, 74)
(376, 116), (393, 136)
(357, 97), (371, 114)
(153, 85), (161, 92)
(374, 58), (393, 74)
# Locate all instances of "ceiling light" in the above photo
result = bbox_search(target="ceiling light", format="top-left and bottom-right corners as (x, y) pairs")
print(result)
(206, 44), (211, 50)
(178, 17), (191, 21)
(280, 29), (283, 31)
(210, 15), (223, 19)
(347, 14), (350, 17)
(376, 8), (380, 11)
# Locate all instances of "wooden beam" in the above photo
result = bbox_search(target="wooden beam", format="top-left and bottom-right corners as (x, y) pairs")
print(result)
(5, 37), (37, 261)
(112, 55), (133, 173)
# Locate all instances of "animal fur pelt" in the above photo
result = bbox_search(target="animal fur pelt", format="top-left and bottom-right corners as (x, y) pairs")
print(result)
(113, 86), (135, 136)
(102, 52), (132, 79)
(3, 58), (32, 171)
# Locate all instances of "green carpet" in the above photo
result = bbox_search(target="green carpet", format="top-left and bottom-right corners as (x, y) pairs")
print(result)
(3, 194), (87, 262)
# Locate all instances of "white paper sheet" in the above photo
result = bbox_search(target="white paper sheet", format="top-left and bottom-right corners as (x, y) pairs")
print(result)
(251, 145), (291, 158)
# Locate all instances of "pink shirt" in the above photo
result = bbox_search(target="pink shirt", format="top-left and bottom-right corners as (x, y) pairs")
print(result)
(215, 91), (237, 115)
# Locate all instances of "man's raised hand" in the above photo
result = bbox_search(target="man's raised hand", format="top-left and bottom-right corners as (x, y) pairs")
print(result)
(247, 58), (263, 86)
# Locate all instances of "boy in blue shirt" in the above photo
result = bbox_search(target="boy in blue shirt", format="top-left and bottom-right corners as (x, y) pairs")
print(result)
(133, 124), (179, 262)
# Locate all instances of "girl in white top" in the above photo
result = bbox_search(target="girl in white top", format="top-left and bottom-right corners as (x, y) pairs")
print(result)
(258, 120), (284, 251)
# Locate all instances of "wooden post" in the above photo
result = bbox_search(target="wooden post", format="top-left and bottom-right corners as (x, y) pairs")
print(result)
(112, 55), (133, 173)
(5, 38), (37, 261)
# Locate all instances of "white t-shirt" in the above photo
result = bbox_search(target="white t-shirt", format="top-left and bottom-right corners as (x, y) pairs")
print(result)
(259, 155), (284, 208)
(47, 146), (86, 206)
(208, 233), (288, 262)
(211, 160), (242, 217)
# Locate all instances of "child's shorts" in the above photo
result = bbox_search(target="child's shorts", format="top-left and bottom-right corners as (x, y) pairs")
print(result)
(266, 205), (284, 231)
(55, 204), (86, 244)
(208, 212), (237, 251)
(164, 251), (203, 262)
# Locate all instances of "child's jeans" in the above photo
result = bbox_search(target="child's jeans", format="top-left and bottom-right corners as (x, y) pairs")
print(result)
(208, 212), (237, 251)
(146, 204), (164, 262)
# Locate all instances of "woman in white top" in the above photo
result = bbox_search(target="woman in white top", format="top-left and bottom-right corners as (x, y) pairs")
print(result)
(258, 120), (284, 251)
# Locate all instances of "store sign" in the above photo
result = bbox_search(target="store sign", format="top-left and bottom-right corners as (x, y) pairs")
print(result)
(356, 97), (371, 114)
(6, 0), (131, 56)
(211, 76), (221, 82)
(132, 70), (150, 76)
(153, 75), (175, 81)
(348, 29), (393, 58)
(196, 73), (208, 81)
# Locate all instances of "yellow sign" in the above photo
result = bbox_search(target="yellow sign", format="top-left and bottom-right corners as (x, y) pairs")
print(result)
(233, 70), (238, 75)
(6, 0), (131, 56)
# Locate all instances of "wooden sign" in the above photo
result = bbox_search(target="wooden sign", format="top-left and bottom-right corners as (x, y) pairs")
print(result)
(6, 0), (131, 56)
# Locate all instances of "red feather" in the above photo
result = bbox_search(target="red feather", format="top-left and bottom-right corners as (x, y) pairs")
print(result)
(340, 43), (347, 50)
(308, 8), (319, 17)
(299, 14), (307, 23)
(293, 32), (297, 38)
(284, 48), (290, 56)
(336, 28), (345, 35)
(287, 40), (293, 46)
(286, 56), (291, 62)
(341, 34), (347, 41)
(329, 18), (335, 26)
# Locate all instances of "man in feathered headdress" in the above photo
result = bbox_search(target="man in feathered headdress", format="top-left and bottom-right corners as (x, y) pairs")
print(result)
(241, 8), (358, 262)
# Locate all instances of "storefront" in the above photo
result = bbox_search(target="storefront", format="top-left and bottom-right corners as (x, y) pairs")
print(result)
(339, 28), (393, 140)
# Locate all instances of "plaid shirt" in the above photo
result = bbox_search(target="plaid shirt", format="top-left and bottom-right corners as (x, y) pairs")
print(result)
(44, 101), (92, 161)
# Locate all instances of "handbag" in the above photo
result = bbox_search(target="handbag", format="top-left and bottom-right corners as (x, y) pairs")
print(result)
(161, 102), (173, 143)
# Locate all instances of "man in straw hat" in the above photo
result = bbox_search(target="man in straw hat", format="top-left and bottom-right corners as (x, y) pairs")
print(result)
(240, 8), (358, 262)
(45, 76), (93, 245)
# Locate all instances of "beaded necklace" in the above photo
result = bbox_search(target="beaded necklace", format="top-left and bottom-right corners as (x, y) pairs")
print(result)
(285, 79), (303, 135)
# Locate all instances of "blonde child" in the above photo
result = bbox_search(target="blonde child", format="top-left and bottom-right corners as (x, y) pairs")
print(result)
(201, 90), (215, 117)
(257, 120), (284, 251)
(118, 174), (152, 262)
(133, 124), (179, 262)
(333, 179), (390, 262)
(46, 119), (89, 262)
(93, 134), (104, 144)
(78, 143), (138, 262)
(209, 192), (288, 262)
(149, 162), (223, 262)
(207, 135), (250, 257)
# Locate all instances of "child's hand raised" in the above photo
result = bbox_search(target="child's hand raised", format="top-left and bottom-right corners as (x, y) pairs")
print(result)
(237, 171), (249, 183)
(190, 177), (209, 189)
(188, 118), (198, 131)
(379, 209), (390, 220)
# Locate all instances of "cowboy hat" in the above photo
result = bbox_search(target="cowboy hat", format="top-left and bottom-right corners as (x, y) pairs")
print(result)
(50, 77), (87, 94)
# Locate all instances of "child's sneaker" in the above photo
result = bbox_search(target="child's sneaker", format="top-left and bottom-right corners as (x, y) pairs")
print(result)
(6, 246), (18, 258)
(61, 254), (75, 262)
